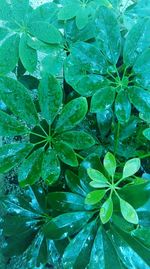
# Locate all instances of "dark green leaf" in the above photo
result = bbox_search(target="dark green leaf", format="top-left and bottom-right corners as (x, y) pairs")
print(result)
(95, 6), (121, 64)
(91, 87), (115, 113)
(19, 34), (37, 73)
(55, 97), (88, 133)
(143, 128), (150, 140)
(43, 211), (92, 239)
(38, 75), (62, 124)
(0, 110), (29, 136)
(0, 77), (39, 125)
(54, 141), (78, 167)
(18, 148), (44, 187)
(115, 91), (131, 124)
(42, 149), (60, 185)
(65, 170), (86, 197)
(0, 143), (33, 174)
(0, 34), (19, 74)
(58, 131), (95, 150)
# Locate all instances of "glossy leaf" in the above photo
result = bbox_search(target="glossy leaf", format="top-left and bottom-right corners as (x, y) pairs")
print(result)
(58, 131), (95, 150)
(0, 34), (19, 74)
(43, 211), (92, 239)
(119, 198), (139, 224)
(100, 197), (113, 224)
(87, 168), (108, 183)
(85, 190), (106, 205)
(0, 143), (33, 174)
(38, 75), (62, 124)
(76, 8), (89, 30)
(28, 22), (62, 44)
(91, 87), (115, 113)
(55, 97), (88, 133)
(65, 170), (86, 197)
(122, 158), (141, 179)
(0, 77), (39, 125)
(103, 152), (116, 177)
(41, 149), (60, 185)
(95, 6), (121, 64)
(115, 91), (131, 124)
(58, 4), (79, 20)
(19, 34), (37, 73)
(143, 128), (150, 140)
(133, 49), (150, 88)
(123, 18), (150, 66)
(0, 110), (29, 136)
(54, 141), (78, 167)
(18, 148), (44, 187)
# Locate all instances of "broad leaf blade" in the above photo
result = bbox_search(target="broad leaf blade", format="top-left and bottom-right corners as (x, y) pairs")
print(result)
(54, 141), (78, 167)
(122, 158), (141, 179)
(85, 190), (106, 205)
(103, 152), (116, 177)
(119, 198), (138, 224)
(115, 91), (131, 124)
(100, 197), (113, 224)
(91, 87), (115, 113)
(87, 168), (108, 183)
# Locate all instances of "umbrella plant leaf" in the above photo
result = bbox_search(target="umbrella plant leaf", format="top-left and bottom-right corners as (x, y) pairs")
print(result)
(122, 158), (141, 179)
(87, 168), (108, 183)
(54, 141), (78, 167)
(115, 90), (131, 124)
(85, 190), (106, 205)
(119, 198), (139, 224)
(91, 87), (115, 113)
(103, 152), (116, 177)
(100, 197), (113, 224)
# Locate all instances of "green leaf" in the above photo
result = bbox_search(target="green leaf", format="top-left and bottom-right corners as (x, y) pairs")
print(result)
(0, 110), (29, 136)
(103, 152), (116, 177)
(128, 87), (150, 120)
(133, 49), (150, 88)
(28, 22), (62, 44)
(95, 6), (121, 64)
(0, 77), (39, 125)
(76, 8), (89, 30)
(62, 221), (97, 269)
(0, 34), (19, 74)
(122, 158), (141, 179)
(100, 197), (113, 224)
(87, 168), (108, 183)
(43, 211), (92, 239)
(58, 131), (95, 150)
(131, 227), (150, 248)
(115, 91), (131, 124)
(85, 190), (106, 205)
(54, 141), (78, 167)
(143, 128), (150, 140)
(58, 3), (80, 20)
(123, 18), (150, 66)
(89, 181), (109, 188)
(18, 148), (44, 187)
(0, 143), (33, 174)
(119, 198), (139, 224)
(38, 75), (62, 124)
(19, 34), (37, 73)
(55, 97), (88, 133)
(91, 87), (115, 113)
(41, 149), (60, 185)
(47, 192), (85, 212)
(65, 170), (86, 197)
(96, 108), (113, 138)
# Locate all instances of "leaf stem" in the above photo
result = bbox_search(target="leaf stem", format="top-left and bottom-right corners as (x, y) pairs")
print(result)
(33, 139), (47, 146)
(29, 131), (46, 139)
(114, 122), (120, 156)
(76, 153), (85, 160)
(139, 153), (150, 159)
(39, 124), (48, 136)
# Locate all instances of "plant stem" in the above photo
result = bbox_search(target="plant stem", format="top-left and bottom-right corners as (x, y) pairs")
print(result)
(114, 122), (120, 156)
(139, 153), (150, 159)
(39, 124), (48, 136)
(76, 153), (84, 160)
(29, 131), (46, 139)
(34, 139), (47, 146)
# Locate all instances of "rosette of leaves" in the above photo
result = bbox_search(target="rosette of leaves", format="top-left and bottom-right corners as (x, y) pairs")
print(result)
(0, 75), (95, 187)
(0, 186), (62, 268)
(65, 6), (150, 124)
(0, 0), (62, 74)
(41, 154), (150, 269)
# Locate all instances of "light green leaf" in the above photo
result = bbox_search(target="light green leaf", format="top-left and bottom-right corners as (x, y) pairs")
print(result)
(76, 8), (89, 30)
(18, 148), (44, 187)
(89, 181), (109, 188)
(119, 198), (139, 224)
(19, 34), (37, 73)
(0, 143), (33, 174)
(58, 3), (80, 20)
(38, 75), (62, 124)
(0, 77), (39, 125)
(91, 87), (115, 113)
(122, 158), (141, 179)
(58, 131), (95, 150)
(123, 18), (150, 66)
(28, 22), (62, 44)
(100, 197), (113, 224)
(85, 190), (106, 205)
(0, 34), (19, 74)
(41, 149), (60, 185)
(95, 6), (121, 64)
(115, 91), (131, 124)
(54, 141), (78, 167)
(103, 152), (116, 177)
(55, 97), (88, 133)
(133, 49), (150, 88)
(0, 110), (29, 136)
(143, 128), (150, 140)
(87, 168), (108, 183)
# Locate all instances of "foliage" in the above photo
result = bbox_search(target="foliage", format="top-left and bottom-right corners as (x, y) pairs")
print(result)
(0, 0), (150, 268)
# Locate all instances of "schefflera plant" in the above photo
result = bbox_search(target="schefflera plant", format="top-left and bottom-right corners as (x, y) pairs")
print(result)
(0, 75), (95, 187)
(85, 152), (141, 224)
